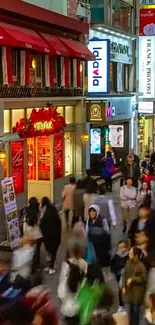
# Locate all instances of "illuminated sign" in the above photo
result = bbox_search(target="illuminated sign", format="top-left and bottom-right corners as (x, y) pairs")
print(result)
(88, 40), (110, 94)
(139, 37), (155, 98)
(34, 121), (52, 131)
(138, 102), (153, 113)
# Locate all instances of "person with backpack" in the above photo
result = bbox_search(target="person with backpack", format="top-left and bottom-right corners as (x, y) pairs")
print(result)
(120, 177), (138, 234)
(58, 241), (87, 325)
(86, 205), (111, 269)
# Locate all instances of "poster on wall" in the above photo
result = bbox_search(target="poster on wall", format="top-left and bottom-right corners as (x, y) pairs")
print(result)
(12, 141), (24, 194)
(90, 128), (101, 154)
(1, 177), (20, 249)
(54, 133), (64, 179)
(109, 125), (124, 148)
(139, 9), (155, 35)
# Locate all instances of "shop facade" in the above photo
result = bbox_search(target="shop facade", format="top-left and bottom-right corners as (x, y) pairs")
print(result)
(0, 0), (92, 244)
(86, 96), (134, 175)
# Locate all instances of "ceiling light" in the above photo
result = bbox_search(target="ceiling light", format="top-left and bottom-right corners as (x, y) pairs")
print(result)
(98, 27), (102, 30)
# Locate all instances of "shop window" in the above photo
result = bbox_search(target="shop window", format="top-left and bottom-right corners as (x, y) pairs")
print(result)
(65, 132), (74, 176)
(38, 137), (50, 181)
(12, 109), (24, 127)
(90, 0), (104, 24)
(27, 108), (39, 118)
(110, 62), (117, 92)
(123, 65), (129, 91)
(57, 107), (64, 116)
(65, 106), (74, 124)
(112, 0), (132, 32)
(27, 138), (36, 180)
(4, 110), (10, 133)
(12, 49), (18, 82)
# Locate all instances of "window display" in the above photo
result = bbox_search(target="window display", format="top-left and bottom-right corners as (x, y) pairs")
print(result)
(4, 110), (10, 133)
(57, 106), (64, 116)
(12, 109), (24, 128)
(38, 137), (50, 181)
(27, 138), (36, 180)
(65, 106), (74, 124)
(109, 125), (124, 148)
(54, 133), (64, 179)
(112, 0), (132, 32)
(65, 132), (74, 176)
(11, 141), (24, 194)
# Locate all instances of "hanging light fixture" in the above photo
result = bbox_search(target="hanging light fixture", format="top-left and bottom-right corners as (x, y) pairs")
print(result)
(0, 143), (6, 162)
(81, 130), (89, 143)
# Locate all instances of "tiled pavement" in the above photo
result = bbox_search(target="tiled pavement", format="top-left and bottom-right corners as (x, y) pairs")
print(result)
(42, 182), (123, 316)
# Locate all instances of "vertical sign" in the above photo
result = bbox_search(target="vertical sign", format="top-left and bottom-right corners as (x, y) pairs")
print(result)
(88, 40), (110, 94)
(12, 141), (24, 194)
(54, 133), (64, 179)
(139, 9), (155, 36)
(139, 36), (155, 98)
(1, 177), (20, 249)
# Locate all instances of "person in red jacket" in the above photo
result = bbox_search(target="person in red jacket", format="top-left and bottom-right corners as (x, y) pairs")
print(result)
(141, 168), (154, 189)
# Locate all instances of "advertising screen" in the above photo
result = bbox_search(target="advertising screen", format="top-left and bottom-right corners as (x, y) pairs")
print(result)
(109, 125), (124, 148)
(90, 128), (101, 154)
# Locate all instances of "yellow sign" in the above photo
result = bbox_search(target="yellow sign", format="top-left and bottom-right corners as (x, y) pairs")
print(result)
(34, 121), (52, 131)
(141, 5), (155, 8)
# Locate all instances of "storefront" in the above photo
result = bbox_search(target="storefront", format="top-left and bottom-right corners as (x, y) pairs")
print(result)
(86, 96), (134, 174)
(138, 101), (155, 157)
(0, 98), (85, 212)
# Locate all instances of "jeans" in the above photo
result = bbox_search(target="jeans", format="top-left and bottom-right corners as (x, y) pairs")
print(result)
(104, 177), (112, 191)
(124, 303), (141, 325)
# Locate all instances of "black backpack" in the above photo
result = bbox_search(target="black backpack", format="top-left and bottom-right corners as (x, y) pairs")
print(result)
(66, 260), (84, 293)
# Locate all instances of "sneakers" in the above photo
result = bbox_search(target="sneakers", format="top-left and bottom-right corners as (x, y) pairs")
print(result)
(49, 269), (56, 275)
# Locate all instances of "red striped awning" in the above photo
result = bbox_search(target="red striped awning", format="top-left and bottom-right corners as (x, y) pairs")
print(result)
(58, 37), (95, 60)
(0, 23), (50, 53)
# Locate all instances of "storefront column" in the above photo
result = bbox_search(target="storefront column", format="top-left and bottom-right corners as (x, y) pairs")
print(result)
(74, 100), (86, 178)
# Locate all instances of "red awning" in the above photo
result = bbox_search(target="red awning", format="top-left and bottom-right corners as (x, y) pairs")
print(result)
(39, 33), (69, 56)
(0, 23), (50, 53)
(58, 37), (94, 60)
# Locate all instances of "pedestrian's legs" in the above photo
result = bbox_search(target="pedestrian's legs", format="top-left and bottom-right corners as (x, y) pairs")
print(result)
(124, 303), (132, 325)
(104, 178), (109, 190)
(64, 209), (70, 226)
(121, 207), (128, 233)
(35, 238), (42, 270)
(131, 304), (140, 325)
(49, 248), (58, 273)
(108, 177), (112, 192)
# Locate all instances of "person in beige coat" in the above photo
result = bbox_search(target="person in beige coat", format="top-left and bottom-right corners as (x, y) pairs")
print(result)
(62, 177), (76, 227)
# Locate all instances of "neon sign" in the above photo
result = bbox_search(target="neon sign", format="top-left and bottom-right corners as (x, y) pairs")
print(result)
(34, 121), (52, 131)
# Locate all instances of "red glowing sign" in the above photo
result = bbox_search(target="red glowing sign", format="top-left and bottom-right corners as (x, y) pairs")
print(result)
(12, 141), (24, 194)
(54, 133), (64, 179)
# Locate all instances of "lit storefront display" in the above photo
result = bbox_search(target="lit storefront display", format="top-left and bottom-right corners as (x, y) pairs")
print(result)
(3, 105), (75, 201)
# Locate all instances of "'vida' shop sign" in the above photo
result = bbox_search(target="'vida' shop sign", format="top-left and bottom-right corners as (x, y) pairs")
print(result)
(88, 39), (110, 94)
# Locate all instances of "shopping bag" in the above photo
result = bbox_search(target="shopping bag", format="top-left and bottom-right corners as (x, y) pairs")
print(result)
(76, 281), (105, 325)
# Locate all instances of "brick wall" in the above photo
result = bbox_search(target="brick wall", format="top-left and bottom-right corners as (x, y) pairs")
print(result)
(67, 0), (78, 19)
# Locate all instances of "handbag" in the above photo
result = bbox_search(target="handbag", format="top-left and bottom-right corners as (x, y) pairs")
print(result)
(86, 240), (96, 264)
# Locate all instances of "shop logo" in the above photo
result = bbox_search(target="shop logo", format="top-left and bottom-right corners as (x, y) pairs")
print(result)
(88, 40), (110, 94)
(106, 106), (115, 117)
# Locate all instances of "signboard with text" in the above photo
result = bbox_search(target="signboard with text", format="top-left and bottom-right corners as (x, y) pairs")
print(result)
(1, 177), (20, 249)
(138, 102), (154, 113)
(88, 40), (110, 94)
(139, 36), (155, 98)
(139, 1), (155, 4)
(140, 8), (155, 35)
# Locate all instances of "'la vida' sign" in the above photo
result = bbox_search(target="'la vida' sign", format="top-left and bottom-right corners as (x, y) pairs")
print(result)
(88, 40), (110, 94)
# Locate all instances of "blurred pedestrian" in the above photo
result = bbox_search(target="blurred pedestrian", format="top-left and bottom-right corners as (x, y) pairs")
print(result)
(120, 177), (138, 234)
(140, 293), (155, 325)
(129, 148), (140, 167)
(62, 177), (76, 228)
(94, 187), (117, 228)
(83, 183), (97, 222)
(141, 168), (154, 189)
(73, 179), (85, 225)
(40, 197), (61, 275)
(137, 182), (151, 207)
(111, 240), (129, 307)
(122, 247), (147, 325)
(83, 169), (98, 192)
(141, 155), (153, 171)
(101, 151), (115, 192)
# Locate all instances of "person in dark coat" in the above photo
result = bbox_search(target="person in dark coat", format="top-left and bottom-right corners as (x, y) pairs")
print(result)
(87, 205), (111, 268)
(124, 154), (140, 188)
(40, 197), (61, 275)
(128, 203), (155, 254)
(83, 169), (98, 192)
(141, 155), (153, 171)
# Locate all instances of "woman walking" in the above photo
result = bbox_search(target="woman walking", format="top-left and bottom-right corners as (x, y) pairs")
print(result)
(120, 177), (138, 233)
(40, 197), (61, 275)
(101, 151), (115, 192)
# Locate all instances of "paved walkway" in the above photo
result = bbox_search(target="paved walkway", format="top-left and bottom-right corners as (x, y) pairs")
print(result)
(43, 183), (123, 316)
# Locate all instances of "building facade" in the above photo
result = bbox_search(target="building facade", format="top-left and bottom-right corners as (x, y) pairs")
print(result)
(85, 0), (137, 174)
(0, 0), (92, 242)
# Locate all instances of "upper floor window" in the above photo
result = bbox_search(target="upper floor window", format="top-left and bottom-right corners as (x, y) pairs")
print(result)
(12, 49), (18, 82)
(112, 0), (132, 32)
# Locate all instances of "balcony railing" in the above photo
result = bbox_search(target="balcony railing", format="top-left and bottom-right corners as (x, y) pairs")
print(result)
(0, 87), (84, 98)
